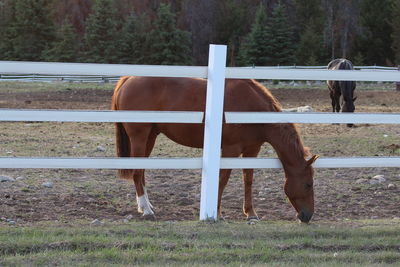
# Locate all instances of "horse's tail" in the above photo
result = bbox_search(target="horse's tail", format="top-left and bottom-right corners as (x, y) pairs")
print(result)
(112, 76), (133, 180)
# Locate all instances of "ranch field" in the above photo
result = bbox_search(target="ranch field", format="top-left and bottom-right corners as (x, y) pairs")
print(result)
(0, 81), (399, 265)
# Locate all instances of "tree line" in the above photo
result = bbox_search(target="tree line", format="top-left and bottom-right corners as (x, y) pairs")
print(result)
(0, 0), (399, 66)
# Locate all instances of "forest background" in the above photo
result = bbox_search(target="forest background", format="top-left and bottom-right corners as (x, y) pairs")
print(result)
(1, 0), (399, 67)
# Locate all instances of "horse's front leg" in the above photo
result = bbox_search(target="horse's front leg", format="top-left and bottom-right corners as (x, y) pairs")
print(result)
(217, 169), (232, 219)
(330, 92), (336, 112)
(218, 145), (242, 219)
(242, 169), (258, 220)
(242, 145), (262, 221)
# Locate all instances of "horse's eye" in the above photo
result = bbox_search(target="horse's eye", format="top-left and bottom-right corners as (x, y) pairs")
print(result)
(305, 183), (313, 189)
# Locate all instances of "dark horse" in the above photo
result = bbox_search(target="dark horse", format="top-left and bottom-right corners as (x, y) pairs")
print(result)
(327, 58), (357, 127)
(112, 77), (318, 223)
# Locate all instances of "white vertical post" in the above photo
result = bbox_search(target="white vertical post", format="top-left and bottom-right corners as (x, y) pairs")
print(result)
(199, 44), (227, 220)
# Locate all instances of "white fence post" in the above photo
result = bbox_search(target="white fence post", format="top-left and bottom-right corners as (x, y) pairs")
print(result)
(199, 44), (227, 221)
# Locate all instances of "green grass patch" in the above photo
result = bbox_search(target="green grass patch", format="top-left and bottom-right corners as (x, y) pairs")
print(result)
(1, 220), (399, 266)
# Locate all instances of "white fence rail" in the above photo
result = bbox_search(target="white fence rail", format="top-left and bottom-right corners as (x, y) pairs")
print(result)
(1, 157), (399, 169)
(0, 110), (203, 123)
(1, 44), (400, 220)
(1, 61), (400, 81)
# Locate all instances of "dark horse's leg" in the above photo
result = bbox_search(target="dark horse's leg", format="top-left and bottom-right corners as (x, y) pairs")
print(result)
(242, 145), (262, 221)
(334, 94), (341, 113)
(125, 124), (156, 216)
(330, 89), (341, 113)
(217, 145), (242, 219)
(330, 91), (336, 112)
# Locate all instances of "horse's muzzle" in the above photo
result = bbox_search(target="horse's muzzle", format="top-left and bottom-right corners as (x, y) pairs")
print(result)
(297, 209), (313, 223)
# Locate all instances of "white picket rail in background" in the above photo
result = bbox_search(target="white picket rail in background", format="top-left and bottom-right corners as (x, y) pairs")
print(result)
(1, 44), (400, 220)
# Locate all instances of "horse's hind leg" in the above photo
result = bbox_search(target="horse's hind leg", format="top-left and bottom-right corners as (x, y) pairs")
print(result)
(142, 128), (158, 209)
(125, 124), (155, 216)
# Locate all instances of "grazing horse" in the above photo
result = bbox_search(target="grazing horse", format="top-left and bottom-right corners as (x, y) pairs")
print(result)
(327, 58), (357, 127)
(112, 77), (318, 223)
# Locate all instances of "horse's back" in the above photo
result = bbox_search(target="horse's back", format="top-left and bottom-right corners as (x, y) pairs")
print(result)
(113, 77), (281, 149)
(327, 58), (354, 90)
(114, 77), (279, 113)
(114, 76), (207, 112)
(328, 58), (353, 70)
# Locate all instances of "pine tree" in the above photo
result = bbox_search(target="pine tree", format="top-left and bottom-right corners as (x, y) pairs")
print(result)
(216, 0), (249, 66)
(0, 0), (16, 60)
(294, 0), (325, 64)
(296, 24), (323, 65)
(391, 0), (400, 65)
(267, 2), (296, 66)
(43, 22), (80, 62)
(5, 0), (55, 61)
(119, 11), (149, 64)
(237, 4), (270, 66)
(146, 3), (193, 65)
(357, 0), (393, 65)
(83, 0), (120, 63)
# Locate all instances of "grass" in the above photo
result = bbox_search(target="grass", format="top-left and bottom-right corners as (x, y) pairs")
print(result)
(0, 219), (399, 266)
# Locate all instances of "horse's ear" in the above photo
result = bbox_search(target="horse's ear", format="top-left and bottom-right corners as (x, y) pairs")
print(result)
(306, 155), (319, 167)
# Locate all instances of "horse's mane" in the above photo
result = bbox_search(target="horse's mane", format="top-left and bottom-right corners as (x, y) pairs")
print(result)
(279, 123), (310, 159)
(246, 79), (309, 159)
(246, 79), (282, 112)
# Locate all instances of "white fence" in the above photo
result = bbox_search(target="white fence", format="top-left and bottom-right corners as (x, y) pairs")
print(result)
(0, 65), (397, 83)
(1, 44), (400, 220)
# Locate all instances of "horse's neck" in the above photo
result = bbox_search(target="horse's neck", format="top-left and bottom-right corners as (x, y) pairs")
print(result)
(265, 124), (306, 174)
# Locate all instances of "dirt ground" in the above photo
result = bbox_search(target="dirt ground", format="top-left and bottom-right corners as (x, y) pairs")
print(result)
(0, 82), (399, 225)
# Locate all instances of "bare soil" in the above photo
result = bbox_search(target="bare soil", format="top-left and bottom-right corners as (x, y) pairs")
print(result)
(0, 83), (399, 225)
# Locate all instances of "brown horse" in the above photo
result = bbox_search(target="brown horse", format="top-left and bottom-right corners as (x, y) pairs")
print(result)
(112, 77), (318, 223)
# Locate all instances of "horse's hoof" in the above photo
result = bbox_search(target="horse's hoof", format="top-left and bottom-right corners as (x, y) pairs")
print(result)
(142, 214), (156, 221)
(247, 216), (259, 221)
(246, 216), (259, 225)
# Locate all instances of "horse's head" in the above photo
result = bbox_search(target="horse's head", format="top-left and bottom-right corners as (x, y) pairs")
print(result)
(284, 155), (319, 223)
(339, 81), (356, 127)
(339, 81), (356, 113)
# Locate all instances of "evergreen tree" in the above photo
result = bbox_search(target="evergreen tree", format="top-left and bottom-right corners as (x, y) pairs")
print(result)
(357, 0), (393, 65)
(216, 0), (249, 66)
(391, 0), (400, 65)
(119, 11), (149, 64)
(267, 2), (296, 65)
(295, 0), (324, 31)
(43, 22), (80, 62)
(4, 0), (55, 61)
(0, 0), (16, 60)
(237, 4), (270, 66)
(294, 0), (325, 64)
(83, 0), (120, 63)
(146, 3), (193, 65)
(296, 24), (323, 65)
